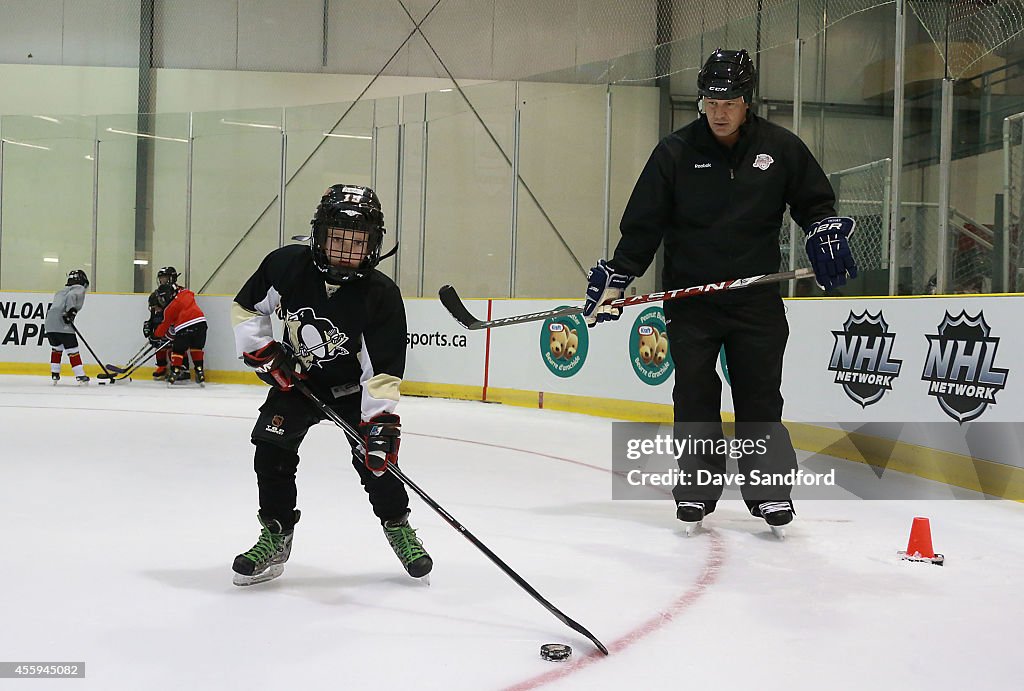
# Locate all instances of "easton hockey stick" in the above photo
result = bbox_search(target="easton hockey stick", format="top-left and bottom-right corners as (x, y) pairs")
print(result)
(440, 267), (816, 330)
(293, 380), (609, 656)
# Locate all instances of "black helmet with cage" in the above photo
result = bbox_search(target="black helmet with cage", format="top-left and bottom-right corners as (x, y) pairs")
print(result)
(154, 283), (178, 308)
(697, 48), (757, 105)
(309, 184), (389, 283)
(157, 266), (180, 286)
(66, 269), (90, 289)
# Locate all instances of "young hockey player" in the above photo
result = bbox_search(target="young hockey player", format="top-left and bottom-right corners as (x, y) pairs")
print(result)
(152, 281), (206, 385)
(146, 266), (190, 381)
(44, 269), (91, 384)
(230, 183), (431, 586)
(583, 49), (858, 537)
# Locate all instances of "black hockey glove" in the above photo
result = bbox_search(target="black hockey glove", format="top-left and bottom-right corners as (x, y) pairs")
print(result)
(149, 337), (164, 350)
(143, 320), (153, 338)
(242, 340), (301, 391)
(583, 259), (634, 327)
(805, 216), (858, 291)
(62, 308), (78, 324)
(358, 413), (401, 476)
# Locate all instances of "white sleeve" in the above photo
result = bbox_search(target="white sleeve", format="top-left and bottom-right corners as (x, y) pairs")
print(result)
(232, 286), (281, 357)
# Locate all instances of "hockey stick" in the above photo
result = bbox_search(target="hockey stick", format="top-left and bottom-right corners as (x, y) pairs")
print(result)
(440, 267), (816, 330)
(103, 342), (170, 382)
(69, 323), (116, 379)
(293, 380), (609, 656)
(105, 341), (155, 374)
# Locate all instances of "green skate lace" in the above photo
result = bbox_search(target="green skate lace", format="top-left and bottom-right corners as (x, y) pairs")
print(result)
(243, 527), (282, 564)
(385, 523), (427, 564)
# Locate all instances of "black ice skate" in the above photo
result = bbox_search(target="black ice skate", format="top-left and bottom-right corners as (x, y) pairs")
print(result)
(676, 502), (706, 536)
(753, 501), (794, 540)
(177, 368), (192, 382)
(152, 367), (166, 380)
(232, 511), (300, 586)
(166, 365), (182, 386)
(51, 372), (60, 385)
(383, 511), (432, 580)
(75, 375), (90, 385)
(194, 365), (205, 387)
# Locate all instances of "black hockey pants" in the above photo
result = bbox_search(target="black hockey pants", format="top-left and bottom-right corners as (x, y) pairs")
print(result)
(665, 291), (798, 512)
(249, 385), (410, 530)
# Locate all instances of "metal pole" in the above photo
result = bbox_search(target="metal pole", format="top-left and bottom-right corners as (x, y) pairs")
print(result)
(91, 139), (100, 289)
(418, 119), (428, 298)
(889, 0), (907, 295)
(371, 99), (378, 192)
(789, 38), (804, 296)
(395, 121), (405, 285)
(936, 78), (954, 294)
(881, 158), (892, 267)
(279, 108), (287, 248)
(598, 84), (606, 262)
(510, 82), (521, 298)
(185, 112), (194, 286)
(0, 139), (5, 288)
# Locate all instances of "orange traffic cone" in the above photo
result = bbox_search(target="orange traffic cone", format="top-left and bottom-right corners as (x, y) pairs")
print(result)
(898, 516), (944, 565)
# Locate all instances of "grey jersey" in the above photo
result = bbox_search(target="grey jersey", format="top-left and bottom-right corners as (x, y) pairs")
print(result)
(44, 284), (86, 335)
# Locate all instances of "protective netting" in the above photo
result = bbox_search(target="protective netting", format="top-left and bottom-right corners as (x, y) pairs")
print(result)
(909, 0), (1024, 79)
(1003, 111), (1024, 290)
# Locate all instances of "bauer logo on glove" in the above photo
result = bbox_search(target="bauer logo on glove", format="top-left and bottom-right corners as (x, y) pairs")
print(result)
(804, 216), (858, 292)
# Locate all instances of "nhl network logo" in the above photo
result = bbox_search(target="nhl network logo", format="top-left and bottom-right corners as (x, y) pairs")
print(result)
(828, 311), (902, 407)
(921, 311), (1008, 423)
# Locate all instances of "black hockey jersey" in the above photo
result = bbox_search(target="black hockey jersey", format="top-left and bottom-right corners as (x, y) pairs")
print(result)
(612, 112), (836, 300)
(233, 244), (406, 420)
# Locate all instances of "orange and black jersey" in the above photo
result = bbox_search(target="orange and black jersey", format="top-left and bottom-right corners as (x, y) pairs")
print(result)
(232, 244), (406, 420)
(154, 288), (206, 338)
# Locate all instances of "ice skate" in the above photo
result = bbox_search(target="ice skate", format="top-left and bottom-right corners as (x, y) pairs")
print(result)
(232, 511), (299, 586)
(166, 365), (182, 386)
(51, 372), (60, 385)
(176, 368), (192, 382)
(75, 375), (90, 385)
(152, 367), (166, 380)
(194, 365), (205, 387)
(754, 501), (793, 540)
(676, 502), (705, 536)
(383, 511), (432, 580)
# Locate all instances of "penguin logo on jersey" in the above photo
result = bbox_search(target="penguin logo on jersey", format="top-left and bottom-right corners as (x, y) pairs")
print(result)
(283, 307), (350, 371)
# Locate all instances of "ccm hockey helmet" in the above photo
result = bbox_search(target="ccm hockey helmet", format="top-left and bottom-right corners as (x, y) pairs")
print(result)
(154, 283), (178, 308)
(157, 266), (180, 285)
(697, 48), (757, 104)
(309, 184), (388, 283)
(66, 269), (90, 289)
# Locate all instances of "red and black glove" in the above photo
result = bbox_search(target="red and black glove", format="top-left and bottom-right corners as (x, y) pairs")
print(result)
(242, 341), (300, 391)
(358, 413), (401, 476)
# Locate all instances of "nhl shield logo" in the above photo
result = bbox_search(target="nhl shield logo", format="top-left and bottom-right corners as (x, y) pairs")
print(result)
(921, 311), (1008, 423)
(828, 311), (902, 407)
(752, 153), (774, 170)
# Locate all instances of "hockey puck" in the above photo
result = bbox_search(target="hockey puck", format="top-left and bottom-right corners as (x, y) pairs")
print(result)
(539, 643), (572, 662)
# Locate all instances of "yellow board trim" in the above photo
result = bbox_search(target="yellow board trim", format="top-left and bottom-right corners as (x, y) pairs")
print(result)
(3, 365), (1021, 500)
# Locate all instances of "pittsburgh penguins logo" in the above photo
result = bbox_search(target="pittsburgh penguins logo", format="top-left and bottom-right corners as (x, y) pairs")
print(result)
(282, 307), (350, 371)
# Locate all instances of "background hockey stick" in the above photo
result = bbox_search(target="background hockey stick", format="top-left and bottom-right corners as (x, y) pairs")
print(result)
(293, 380), (609, 656)
(105, 341), (155, 374)
(440, 267), (816, 330)
(69, 323), (116, 379)
(98, 340), (170, 383)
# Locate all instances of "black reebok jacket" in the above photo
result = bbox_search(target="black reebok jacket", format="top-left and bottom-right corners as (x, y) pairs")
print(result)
(611, 113), (836, 299)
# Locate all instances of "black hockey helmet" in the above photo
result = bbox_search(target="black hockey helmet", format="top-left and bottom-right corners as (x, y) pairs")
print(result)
(157, 266), (180, 285)
(697, 48), (756, 103)
(309, 184), (390, 283)
(154, 283), (178, 308)
(66, 269), (90, 289)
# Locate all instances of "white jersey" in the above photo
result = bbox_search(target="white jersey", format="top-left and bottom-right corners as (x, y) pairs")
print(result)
(44, 284), (87, 335)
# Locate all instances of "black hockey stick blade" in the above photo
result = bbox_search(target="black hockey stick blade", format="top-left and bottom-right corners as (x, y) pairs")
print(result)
(293, 380), (609, 655)
(439, 267), (815, 330)
(439, 285), (583, 330)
